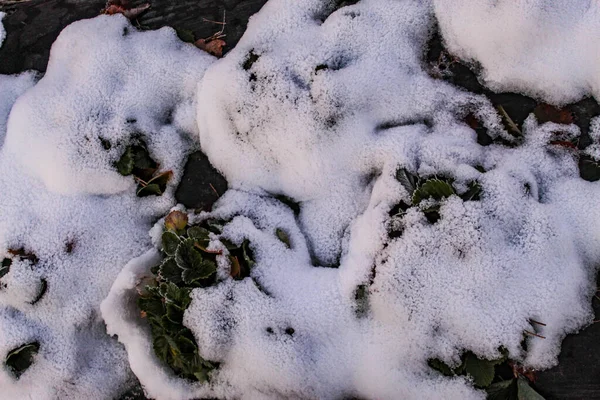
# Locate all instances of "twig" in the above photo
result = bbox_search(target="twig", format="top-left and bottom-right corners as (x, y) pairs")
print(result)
(209, 183), (220, 197)
(529, 319), (547, 327)
(524, 330), (546, 339)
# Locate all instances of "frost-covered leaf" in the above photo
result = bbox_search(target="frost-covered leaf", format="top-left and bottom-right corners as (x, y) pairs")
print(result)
(164, 211), (188, 233)
(161, 282), (191, 308)
(158, 257), (183, 285)
(396, 168), (419, 196)
(166, 303), (184, 324)
(464, 353), (496, 388)
(5, 342), (39, 379)
(412, 179), (455, 205)
(460, 181), (482, 201)
(182, 259), (217, 285)
(175, 239), (204, 271)
(517, 377), (545, 400)
(276, 228), (291, 248)
(162, 232), (181, 256)
(187, 226), (211, 242)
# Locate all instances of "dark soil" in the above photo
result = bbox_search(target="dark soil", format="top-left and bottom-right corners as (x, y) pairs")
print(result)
(0, 1), (599, 399)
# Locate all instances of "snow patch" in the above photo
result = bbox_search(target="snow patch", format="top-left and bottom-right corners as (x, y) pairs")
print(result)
(434, 0), (600, 105)
(0, 15), (213, 399)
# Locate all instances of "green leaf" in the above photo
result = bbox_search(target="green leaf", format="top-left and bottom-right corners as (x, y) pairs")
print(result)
(131, 145), (156, 171)
(464, 353), (496, 388)
(138, 295), (165, 318)
(187, 226), (212, 249)
(116, 147), (134, 176)
(162, 232), (181, 256)
(396, 168), (419, 196)
(0, 258), (11, 278)
(428, 358), (455, 377)
(242, 240), (255, 270)
(412, 179), (455, 205)
(175, 239), (205, 271)
(153, 335), (170, 362)
(158, 257), (183, 285)
(176, 335), (197, 355)
(182, 259), (217, 285)
(166, 303), (184, 324)
(162, 282), (191, 308)
(460, 181), (482, 202)
(175, 28), (196, 43)
(486, 379), (517, 400)
(275, 228), (291, 248)
(194, 370), (209, 383)
(5, 342), (40, 378)
(147, 170), (173, 187)
(137, 183), (163, 197)
(517, 377), (545, 400)
(30, 279), (47, 305)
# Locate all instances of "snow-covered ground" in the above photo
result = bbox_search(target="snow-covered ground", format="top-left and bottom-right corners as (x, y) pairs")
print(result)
(1, 1), (600, 399)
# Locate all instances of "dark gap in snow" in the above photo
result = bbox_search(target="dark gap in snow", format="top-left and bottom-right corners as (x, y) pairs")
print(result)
(174, 151), (228, 212)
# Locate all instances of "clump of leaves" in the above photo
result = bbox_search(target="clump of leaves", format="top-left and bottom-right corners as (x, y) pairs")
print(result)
(5, 342), (39, 379)
(429, 349), (545, 399)
(138, 210), (257, 381)
(116, 143), (173, 197)
(392, 168), (482, 225)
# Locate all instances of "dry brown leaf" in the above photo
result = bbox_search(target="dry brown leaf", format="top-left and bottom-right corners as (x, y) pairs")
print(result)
(102, 1), (150, 19)
(534, 103), (574, 125)
(195, 38), (226, 57)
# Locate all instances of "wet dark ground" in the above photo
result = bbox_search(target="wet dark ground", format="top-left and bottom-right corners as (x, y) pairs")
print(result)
(0, 1), (599, 399)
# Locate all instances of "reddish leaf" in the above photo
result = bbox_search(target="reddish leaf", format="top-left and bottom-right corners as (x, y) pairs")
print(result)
(229, 256), (242, 279)
(102, 1), (150, 19)
(534, 103), (574, 125)
(549, 140), (578, 149)
(465, 114), (480, 130)
(195, 38), (226, 57)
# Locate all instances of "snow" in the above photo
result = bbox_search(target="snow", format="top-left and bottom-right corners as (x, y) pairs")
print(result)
(0, 15), (214, 399)
(433, 0), (600, 105)
(1, 1), (600, 399)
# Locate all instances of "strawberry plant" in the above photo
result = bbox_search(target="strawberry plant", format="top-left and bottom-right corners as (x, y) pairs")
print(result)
(137, 210), (257, 382)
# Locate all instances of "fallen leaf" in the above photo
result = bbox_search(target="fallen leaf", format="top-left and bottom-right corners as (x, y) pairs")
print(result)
(549, 140), (578, 149)
(195, 38), (226, 57)
(534, 103), (574, 125)
(102, 1), (150, 19)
